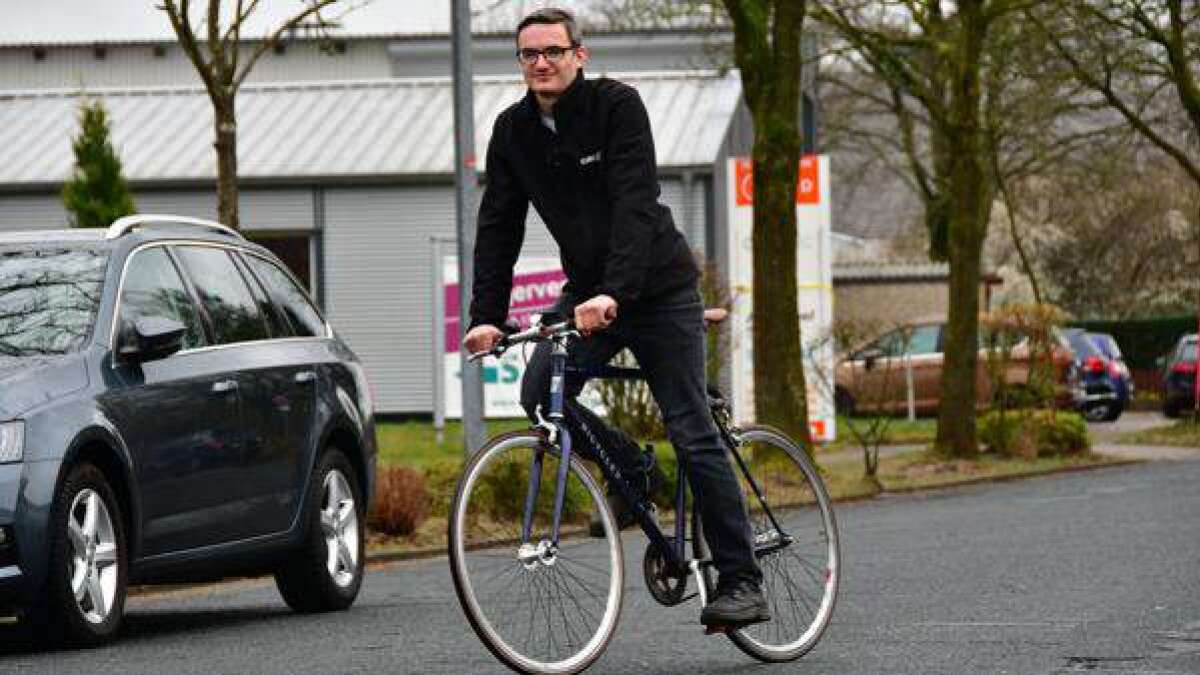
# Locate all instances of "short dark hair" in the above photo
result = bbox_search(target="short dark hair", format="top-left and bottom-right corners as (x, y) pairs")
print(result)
(516, 7), (582, 45)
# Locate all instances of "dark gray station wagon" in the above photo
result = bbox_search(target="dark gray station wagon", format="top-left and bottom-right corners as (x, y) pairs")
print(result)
(0, 215), (376, 645)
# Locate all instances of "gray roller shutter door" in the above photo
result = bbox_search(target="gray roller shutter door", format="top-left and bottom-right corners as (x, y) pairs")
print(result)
(0, 194), (67, 231)
(323, 184), (557, 414)
(323, 179), (707, 414)
(134, 189), (316, 232)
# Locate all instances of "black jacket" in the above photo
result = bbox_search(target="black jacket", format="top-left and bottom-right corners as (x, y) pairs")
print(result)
(469, 71), (699, 330)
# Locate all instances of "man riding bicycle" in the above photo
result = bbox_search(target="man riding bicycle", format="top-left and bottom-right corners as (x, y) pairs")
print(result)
(462, 7), (768, 630)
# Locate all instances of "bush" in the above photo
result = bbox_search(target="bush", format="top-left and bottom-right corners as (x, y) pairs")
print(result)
(369, 465), (430, 536)
(423, 458), (465, 518)
(979, 410), (1090, 458)
(470, 453), (592, 523)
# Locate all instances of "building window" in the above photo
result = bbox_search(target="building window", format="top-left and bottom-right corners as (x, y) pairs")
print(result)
(247, 234), (313, 294)
(93, 46), (107, 60)
(153, 45), (167, 58)
(32, 47), (46, 61)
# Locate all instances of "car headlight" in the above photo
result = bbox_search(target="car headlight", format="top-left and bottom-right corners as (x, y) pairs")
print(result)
(0, 421), (24, 464)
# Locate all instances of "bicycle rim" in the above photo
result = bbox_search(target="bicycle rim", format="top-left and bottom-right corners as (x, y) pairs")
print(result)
(727, 425), (840, 662)
(448, 431), (624, 674)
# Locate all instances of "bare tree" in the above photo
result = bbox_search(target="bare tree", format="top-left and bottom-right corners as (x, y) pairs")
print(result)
(158, 0), (362, 229)
(718, 0), (815, 449)
(1030, 0), (1200, 413)
(811, 0), (1055, 457)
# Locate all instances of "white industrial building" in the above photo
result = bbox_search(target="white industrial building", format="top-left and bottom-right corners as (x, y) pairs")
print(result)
(0, 3), (826, 415)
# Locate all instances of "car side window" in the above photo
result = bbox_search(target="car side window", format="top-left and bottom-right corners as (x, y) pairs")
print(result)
(173, 246), (270, 345)
(118, 247), (207, 350)
(231, 252), (290, 338)
(243, 254), (326, 338)
(905, 325), (940, 356)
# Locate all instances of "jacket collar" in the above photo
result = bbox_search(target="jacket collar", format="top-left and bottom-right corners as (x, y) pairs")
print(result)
(520, 70), (589, 127)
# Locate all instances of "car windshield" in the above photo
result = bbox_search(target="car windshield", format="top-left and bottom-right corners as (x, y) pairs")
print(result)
(1181, 340), (1198, 363)
(1088, 333), (1122, 360)
(0, 246), (108, 357)
(1063, 330), (1101, 358)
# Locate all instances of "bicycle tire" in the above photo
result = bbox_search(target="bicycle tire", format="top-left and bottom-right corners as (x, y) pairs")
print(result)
(448, 431), (625, 674)
(723, 424), (841, 662)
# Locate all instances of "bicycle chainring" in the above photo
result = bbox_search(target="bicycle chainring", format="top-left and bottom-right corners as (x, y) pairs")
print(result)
(643, 538), (689, 607)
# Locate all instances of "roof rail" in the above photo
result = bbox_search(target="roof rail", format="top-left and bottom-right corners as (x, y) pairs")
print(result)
(105, 214), (245, 241)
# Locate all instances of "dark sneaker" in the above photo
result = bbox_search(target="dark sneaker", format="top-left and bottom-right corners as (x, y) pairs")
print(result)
(700, 585), (770, 629)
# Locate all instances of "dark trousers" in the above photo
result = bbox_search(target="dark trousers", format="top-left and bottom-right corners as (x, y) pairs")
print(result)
(520, 286), (762, 588)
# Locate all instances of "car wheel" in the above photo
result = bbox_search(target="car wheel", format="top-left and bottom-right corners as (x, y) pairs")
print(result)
(1102, 403), (1124, 422)
(1163, 399), (1181, 419)
(275, 448), (365, 613)
(1083, 402), (1114, 423)
(834, 388), (855, 416)
(24, 462), (128, 646)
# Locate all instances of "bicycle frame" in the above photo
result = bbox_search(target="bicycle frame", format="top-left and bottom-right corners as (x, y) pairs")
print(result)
(520, 332), (794, 573)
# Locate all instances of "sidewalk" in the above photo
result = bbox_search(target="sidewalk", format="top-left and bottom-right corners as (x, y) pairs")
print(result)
(1092, 442), (1200, 462)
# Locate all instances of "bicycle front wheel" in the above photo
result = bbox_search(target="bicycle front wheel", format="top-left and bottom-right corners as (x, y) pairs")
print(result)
(448, 431), (624, 674)
(725, 424), (841, 662)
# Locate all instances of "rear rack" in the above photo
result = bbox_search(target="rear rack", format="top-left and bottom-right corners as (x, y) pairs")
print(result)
(105, 214), (245, 241)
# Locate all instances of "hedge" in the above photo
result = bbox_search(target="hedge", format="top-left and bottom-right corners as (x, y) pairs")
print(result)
(1068, 315), (1199, 370)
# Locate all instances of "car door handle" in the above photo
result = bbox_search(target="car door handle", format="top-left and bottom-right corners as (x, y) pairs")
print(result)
(294, 371), (317, 384)
(212, 379), (239, 394)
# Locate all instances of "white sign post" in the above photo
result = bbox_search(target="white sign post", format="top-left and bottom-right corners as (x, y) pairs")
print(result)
(727, 155), (836, 442)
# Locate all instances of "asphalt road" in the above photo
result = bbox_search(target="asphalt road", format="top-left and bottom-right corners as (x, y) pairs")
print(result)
(4, 457), (1200, 674)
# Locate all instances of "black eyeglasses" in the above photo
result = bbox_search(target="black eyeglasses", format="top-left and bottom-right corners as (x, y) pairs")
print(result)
(516, 44), (578, 65)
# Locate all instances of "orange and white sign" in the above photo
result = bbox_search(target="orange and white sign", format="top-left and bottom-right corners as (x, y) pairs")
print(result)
(733, 155), (822, 206)
(727, 155), (835, 442)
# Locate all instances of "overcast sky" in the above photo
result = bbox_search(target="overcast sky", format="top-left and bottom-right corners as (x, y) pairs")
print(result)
(0, 1), (612, 45)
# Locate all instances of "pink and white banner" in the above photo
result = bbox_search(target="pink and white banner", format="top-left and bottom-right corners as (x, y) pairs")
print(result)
(443, 258), (567, 418)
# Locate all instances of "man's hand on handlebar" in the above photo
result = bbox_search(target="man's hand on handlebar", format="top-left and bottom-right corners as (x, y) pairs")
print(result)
(463, 324), (504, 355)
(574, 294), (618, 336)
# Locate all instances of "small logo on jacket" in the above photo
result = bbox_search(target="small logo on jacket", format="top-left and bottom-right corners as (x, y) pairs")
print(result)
(579, 151), (603, 166)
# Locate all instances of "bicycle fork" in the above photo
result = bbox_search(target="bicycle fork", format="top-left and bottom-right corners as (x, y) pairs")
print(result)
(519, 336), (573, 556)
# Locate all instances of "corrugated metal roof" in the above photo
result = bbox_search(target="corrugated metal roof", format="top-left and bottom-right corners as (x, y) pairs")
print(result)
(833, 262), (950, 281)
(0, 71), (741, 186)
(0, 1), (623, 47)
(833, 262), (1003, 283)
(0, 2), (454, 46)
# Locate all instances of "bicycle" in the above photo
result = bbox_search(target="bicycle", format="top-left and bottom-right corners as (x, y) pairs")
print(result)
(448, 318), (841, 674)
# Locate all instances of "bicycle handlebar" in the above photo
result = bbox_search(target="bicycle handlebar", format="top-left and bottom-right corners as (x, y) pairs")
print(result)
(467, 320), (577, 362)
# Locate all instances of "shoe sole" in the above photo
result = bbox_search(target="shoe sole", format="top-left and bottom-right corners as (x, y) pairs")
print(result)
(702, 612), (771, 634)
(700, 607), (771, 629)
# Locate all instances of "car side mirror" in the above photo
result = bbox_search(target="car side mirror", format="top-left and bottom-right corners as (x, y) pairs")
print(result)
(860, 348), (883, 371)
(117, 317), (186, 365)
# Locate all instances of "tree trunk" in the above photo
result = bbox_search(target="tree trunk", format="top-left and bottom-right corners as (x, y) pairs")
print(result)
(214, 97), (240, 229)
(935, 0), (989, 457)
(751, 132), (813, 450)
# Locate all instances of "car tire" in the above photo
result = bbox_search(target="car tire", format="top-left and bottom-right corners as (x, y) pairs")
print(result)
(1083, 402), (1115, 423)
(1163, 399), (1181, 419)
(1102, 403), (1124, 422)
(24, 462), (128, 646)
(834, 388), (855, 416)
(275, 448), (365, 613)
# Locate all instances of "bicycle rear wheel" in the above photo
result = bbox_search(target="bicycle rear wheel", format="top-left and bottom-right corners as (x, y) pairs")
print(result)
(448, 431), (624, 674)
(724, 424), (840, 662)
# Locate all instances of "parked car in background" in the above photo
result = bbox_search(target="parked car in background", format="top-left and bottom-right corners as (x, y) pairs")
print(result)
(0, 216), (376, 646)
(834, 321), (1075, 416)
(1160, 334), (1198, 418)
(1062, 329), (1131, 422)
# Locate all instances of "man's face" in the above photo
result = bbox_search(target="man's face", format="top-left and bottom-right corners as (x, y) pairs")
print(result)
(517, 23), (587, 97)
